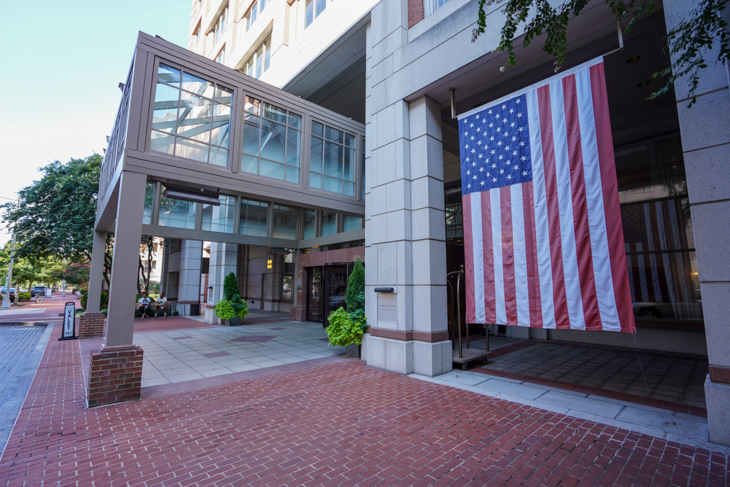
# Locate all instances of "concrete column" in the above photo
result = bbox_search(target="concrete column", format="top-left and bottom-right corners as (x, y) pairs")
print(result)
(664, 0), (730, 446)
(86, 230), (107, 314)
(177, 240), (203, 316)
(205, 242), (238, 324)
(105, 171), (146, 348)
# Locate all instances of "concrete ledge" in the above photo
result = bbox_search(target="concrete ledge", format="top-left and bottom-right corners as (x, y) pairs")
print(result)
(705, 375), (730, 446)
(87, 345), (143, 408)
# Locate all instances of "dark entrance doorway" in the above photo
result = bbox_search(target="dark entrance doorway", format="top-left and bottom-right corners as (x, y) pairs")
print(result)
(306, 265), (350, 325)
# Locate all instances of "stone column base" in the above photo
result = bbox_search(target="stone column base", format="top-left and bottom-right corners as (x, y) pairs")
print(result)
(705, 374), (730, 446)
(78, 313), (105, 339)
(87, 345), (143, 408)
(364, 333), (453, 376)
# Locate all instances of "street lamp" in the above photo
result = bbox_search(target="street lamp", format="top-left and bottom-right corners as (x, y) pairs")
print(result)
(2, 229), (16, 309)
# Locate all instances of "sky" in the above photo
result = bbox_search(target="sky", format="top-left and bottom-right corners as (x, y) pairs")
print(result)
(0, 0), (190, 245)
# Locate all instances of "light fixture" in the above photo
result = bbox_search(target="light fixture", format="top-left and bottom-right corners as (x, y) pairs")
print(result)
(627, 55), (641, 64)
(163, 186), (221, 205)
(374, 287), (395, 293)
(266, 259), (273, 270)
(270, 248), (291, 255)
(637, 80), (651, 88)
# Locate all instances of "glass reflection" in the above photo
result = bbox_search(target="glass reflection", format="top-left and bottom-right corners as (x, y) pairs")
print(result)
(202, 195), (235, 233)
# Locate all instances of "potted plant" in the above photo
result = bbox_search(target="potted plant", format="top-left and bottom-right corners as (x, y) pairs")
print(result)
(214, 272), (249, 325)
(326, 258), (367, 357)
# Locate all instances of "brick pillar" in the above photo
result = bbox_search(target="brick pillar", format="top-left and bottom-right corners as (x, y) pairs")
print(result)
(78, 313), (106, 339)
(87, 345), (144, 407)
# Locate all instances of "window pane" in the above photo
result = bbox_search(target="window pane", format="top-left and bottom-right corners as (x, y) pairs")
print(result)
(264, 38), (271, 72)
(178, 93), (212, 143)
(345, 134), (355, 147)
(159, 195), (197, 229)
(211, 104), (231, 147)
(273, 204), (297, 239)
(315, 0), (326, 16)
(240, 199), (268, 237)
(343, 215), (362, 232)
(241, 154), (258, 174)
(142, 183), (154, 225)
(288, 113), (302, 129)
(321, 212), (337, 236)
(150, 131), (175, 155)
(209, 146), (229, 167)
(325, 126), (343, 144)
(344, 148), (354, 181)
(264, 102), (287, 123)
(245, 96), (261, 115)
(242, 114), (261, 155)
(214, 85), (233, 105)
(286, 129), (301, 167)
(182, 71), (213, 95)
(305, 0), (314, 27)
(323, 176), (342, 194)
(202, 195), (235, 233)
(324, 141), (343, 178)
(303, 210), (316, 239)
(285, 167), (299, 184)
(312, 121), (324, 137)
(310, 136), (323, 173)
(158, 64), (181, 85)
(260, 159), (285, 180)
(175, 137), (209, 163)
(255, 52), (262, 78)
(152, 84), (180, 133)
(260, 120), (286, 163)
(309, 172), (322, 189)
(344, 181), (354, 197)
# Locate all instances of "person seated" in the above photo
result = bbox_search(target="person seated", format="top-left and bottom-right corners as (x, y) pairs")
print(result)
(137, 292), (152, 318)
(154, 292), (170, 317)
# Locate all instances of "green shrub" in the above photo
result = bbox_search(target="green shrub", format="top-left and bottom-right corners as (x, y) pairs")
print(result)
(326, 307), (366, 346)
(215, 294), (249, 321)
(80, 291), (108, 310)
(345, 258), (365, 312)
(223, 272), (239, 301)
(18, 292), (31, 302)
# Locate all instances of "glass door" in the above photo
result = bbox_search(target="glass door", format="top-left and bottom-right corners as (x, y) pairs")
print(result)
(306, 267), (323, 322)
(324, 266), (348, 326)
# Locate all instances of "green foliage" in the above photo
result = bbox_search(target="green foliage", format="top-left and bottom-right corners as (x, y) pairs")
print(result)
(230, 294), (249, 319)
(18, 292), (30, 302)
(345, 258), (365, 312)
(215, 294), (248, 321)
(80, 290), (108, 310)
(223, 272), (239, 301)
(326, 307), (366, 347)
(471, 0), (728, 107)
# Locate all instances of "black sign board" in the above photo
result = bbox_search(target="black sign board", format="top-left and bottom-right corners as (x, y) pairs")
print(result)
(60, 302), (77, 341)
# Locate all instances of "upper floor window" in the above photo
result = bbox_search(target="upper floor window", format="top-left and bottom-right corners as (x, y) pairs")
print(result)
(241, 36), (271, 79)
(213, 4), (229, 42)
(150, 63), (233, 167)
(192, 23), (201, 48)
(241, 96), (302, 184)
(423, 0), (450, 16)
(309, 121), (356, 196)
(305, 0), (326, 28)
(215, 47), (225, 64)
(244, 0), (266, 32)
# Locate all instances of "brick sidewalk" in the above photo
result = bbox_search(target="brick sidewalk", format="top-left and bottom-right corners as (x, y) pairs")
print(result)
(0, 324), (728, 486)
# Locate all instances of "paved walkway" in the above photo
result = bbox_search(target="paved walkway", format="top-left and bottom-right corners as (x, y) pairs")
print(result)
(0, 324), (728, 486)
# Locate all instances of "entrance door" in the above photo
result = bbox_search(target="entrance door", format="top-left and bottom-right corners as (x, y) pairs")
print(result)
(260, 274), (267, 310)
(306, 267), (323, 322)
(324, 266), (348, 326)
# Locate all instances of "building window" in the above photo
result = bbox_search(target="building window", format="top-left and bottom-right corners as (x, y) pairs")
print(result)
(239, 199), (268, 236)
(150, 63), (233, 167)
(309, 121), (356, 196)
(244, 0), (266, 32)
(241, 96), (302, 183)
(202, 195), (236, 233)
(241, 36), (271, 79)
(321, 212), (337, 237)
(273, 204), (298, 239)
(282, 252), (294, 300)
(215, 47), (225, 64)
(213, 4), (229, 42)
(158, 189), (198, 230)
(192, 23), (201, 48)
(423, 0), (450, 16)
(305, 0), (326, 28)
(142, 183), (154, 224)
(343, 215), (362, 232)
(303, 209), (317, 239)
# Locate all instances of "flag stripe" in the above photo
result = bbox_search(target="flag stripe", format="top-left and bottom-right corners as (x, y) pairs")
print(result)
(491, 189), (506, 324)
(655, 201), (677, 302)
(481, 191), (496, 323)
(463, 194), (475, 323)
(522, 182), (543, 328)
(471, 191), (486, 324)
(511, 183), (530, 326)
(647, 202), (666, 302)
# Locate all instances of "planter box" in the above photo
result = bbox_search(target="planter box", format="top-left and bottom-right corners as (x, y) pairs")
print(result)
(345, 344), (361, 359)
(227, 317), (242, 326)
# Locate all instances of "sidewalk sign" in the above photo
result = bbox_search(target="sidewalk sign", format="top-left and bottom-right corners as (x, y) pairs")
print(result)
(60, 302), (77, 341)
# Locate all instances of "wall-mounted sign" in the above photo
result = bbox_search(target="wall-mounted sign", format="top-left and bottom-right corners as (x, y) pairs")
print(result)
(377, 293), (398, 323)
(60, 302), (76, 341)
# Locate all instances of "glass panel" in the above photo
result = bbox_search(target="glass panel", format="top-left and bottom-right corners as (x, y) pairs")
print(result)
(315, 0), (326, 17)
(242, 114), (261, 155)
(214, 85), (233, 105)
(309, 136), (323, 173)
(323, 176), (342, 194)
(211, 104), (231, 147)
(255, 51), (263, 78)
(159, 194), (197, 229)
(288, 113), (301, 129)
(344, 181), (354, 197)
(260, 0), (266, 10)
(273, 204), (297, 239)
(178, 93), (212, 143)
(307, 267), (323, 321)
(175, 137), (209, 163)
(286, 129), (301, 167)
(209, 146), (229, 167)
(245, 96), (261, 115)
(285, 167), (299, 184)
(264, 39), (271, 71)
(241, 154), (258, 174)
(312, 121), (324, 137)
(152, 84), (180, 134)
(259, 120), (286, 163)
(202, 195), (235, 233)
(344, 134), (355, 148)
(344, 148), (354, 181)
(305, 0), (314, 27)
(264, 102), (287, 123)
(282, 275), (293, 300)
(157, 64), (181, 85)
(324, 141), (343, 178)
(260, 159), (285, 180)
(150, 131), (175, 155)
(309, 172), (322, 189)
(325, 126), (343, 144)
(321, 212), (337, 236)
(303, 210), (316, 239)
(343, 215), (362, 232)
(142, 183), (154, 225)
(240, 199), (268, 237)
(181, 71), (213, 95)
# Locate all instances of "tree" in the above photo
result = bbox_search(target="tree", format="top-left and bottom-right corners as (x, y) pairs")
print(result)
(0, 154), (113, 286)
(472, 0), (729, 106)
(345, 258), (365, 313)
(224, 272), (239, 301)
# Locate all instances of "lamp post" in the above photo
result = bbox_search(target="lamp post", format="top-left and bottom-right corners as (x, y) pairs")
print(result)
(2, 230), (16, 309)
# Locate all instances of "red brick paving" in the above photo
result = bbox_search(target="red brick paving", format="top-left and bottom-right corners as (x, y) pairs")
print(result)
(1, 326), (728, 486)
(132, 315), (218, 334)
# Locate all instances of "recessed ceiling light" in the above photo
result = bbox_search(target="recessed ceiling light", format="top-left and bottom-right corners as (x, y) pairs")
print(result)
(637, 80), (651, 88)
(627, 55), (641, 64)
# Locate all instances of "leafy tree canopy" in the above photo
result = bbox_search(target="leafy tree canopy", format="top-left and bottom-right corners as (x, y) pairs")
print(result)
(472, 0), (729, 106)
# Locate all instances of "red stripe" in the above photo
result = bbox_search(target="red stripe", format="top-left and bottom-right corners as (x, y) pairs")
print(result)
(562, 75), (602, 331)
(481, 191), (496, 323)
(462, 194), (476, 323)
(589, 63), (636, 333)
(500, 186), (517, 325)
(523, 182), (543, 328)
(537, 85), (570, 329)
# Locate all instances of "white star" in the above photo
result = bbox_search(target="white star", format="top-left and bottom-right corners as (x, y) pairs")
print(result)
(492, 177), (497, 182)
(488, 109), (493, 115)
(518, 127), (524, 132)
(490, 150), (496, 155)
(476, 114), (480, 119)
(489, 136), (495, 142)
(467, 183), (471, 188)
(479, 167), (484, 172)
(505, 160), (511, 166)
(491, 163), (496, 168)
(516, 99), (521, 104)
(505, 146), (510, 151)
(477, 140), (482, 146)
(465, 144), (469, 149)
(509, 108), (514, 114)
(489, 123), (494, 128)
(498, 155), (503, 160)
(482, 118), (487, 123)
(501, 104), (506, 110)
(471, 149), (476, 154)
(519, 141), (525, 147)
(486, 172), (490, 177)
(522, 170), (528, 176)
(512, 136), (517, 142)
(510, 122), (515, 128)
(478, 153), (483, 159)
(517, 113), (522, 118)
(472, 162), (476, 167)
(502, 118), (508, 124)
(480, 180), (485, 186)
(497, 141), (502, 146)
(464, 132), (468, 136)
(513, 151), (518, 156)
(467, 170), (471, 175)
(506, 174), (512, 180)
(473, 175), (477, 180)
(470, 123), (474, 128)
(521, 156), (527, 162)
(496, 127), (501, 133)
(499, 169), (504, 174)
(470, 136), (475, 141)
(466, 157), (470, 162)
(476, 127), (481, 133)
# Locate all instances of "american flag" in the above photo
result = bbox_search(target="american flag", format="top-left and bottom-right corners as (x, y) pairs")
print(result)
(459, 59), (636, 333)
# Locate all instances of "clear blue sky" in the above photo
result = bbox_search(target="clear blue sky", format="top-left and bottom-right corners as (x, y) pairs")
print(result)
(0, 0), (190, 244)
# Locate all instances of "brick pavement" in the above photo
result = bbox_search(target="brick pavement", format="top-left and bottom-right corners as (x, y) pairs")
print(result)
(1, 324), (728, 486)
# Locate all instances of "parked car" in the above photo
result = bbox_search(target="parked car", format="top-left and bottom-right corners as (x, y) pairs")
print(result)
(0, 287), (16, 303)
(31, 286), (47, 297)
